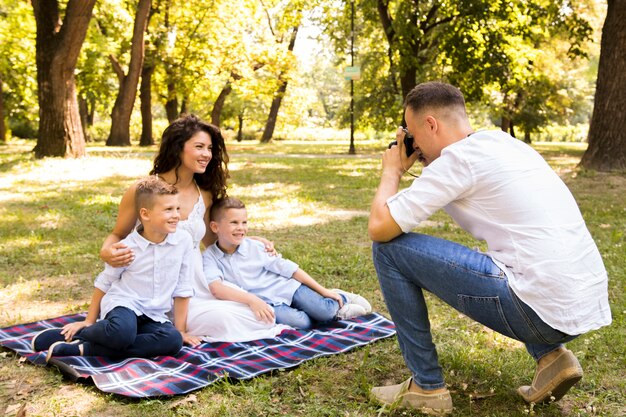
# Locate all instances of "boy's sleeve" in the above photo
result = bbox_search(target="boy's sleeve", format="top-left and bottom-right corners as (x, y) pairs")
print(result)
(172, 237), (195, 298)
(256, 242), (299, 278)
(201, 247), (225, 286)
(94, 263), (124, 293)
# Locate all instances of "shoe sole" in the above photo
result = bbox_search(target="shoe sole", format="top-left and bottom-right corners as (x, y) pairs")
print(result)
(371, 379), (453, 415)
(519, 368), (583, 403)
(332, 289), (372, 313)
(45, 340), (81, 363)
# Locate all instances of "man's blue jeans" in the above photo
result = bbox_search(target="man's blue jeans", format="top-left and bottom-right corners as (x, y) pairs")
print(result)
(76, 306), (182, 358)
(274, 285), (344, 329)
(372, 233), (578, 390)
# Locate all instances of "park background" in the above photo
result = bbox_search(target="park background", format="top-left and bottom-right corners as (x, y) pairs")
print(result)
(0, 0), (624, 416)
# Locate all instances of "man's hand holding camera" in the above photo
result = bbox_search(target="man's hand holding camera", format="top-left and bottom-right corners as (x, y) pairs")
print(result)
(384, 126), (420, 177)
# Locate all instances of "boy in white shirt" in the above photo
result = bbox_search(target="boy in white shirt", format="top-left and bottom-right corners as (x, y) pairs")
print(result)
(199, 197), (371, 329)
(32, 177), (195, 361)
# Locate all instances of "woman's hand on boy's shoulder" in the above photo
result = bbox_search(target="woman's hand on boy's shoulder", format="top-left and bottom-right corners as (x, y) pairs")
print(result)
(101, 242), (135, 267)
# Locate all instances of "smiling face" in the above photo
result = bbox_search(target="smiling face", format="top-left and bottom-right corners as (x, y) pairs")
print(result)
(180, 131), (212, 174)
(139, 194), (181, 241)
(210, 207), (248, 254)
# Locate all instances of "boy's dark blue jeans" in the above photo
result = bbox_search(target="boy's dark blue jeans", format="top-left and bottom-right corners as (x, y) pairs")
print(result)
(76, 306), (182, 358)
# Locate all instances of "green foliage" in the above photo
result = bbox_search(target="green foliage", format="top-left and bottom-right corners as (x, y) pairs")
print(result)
(314, 0), (602, 137)
(0, 0), (38, 132)
(76, 0), (134, 120)
(0, 139), (624, 416)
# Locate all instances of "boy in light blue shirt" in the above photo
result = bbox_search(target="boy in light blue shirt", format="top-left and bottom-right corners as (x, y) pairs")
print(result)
(199, 197), (371, 329)
(31, 177), (195, 361)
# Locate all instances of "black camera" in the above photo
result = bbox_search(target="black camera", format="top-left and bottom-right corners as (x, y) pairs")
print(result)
(388, 127), (415, 157)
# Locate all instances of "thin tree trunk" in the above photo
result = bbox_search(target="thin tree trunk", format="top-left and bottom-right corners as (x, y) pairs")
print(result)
(501, 117), (511, 134)
(140, 59), (155, 146)
(165, 78), (179, 122)
(580, 0), (626, 171)
(32, 0), (96, 158)
(78, 95), (91, 142)
(261, 26), (298, 143)
(237, 112), (244, 142)
(0, 76), (5, 142)
(211, 81), (233, 127)
(106, 0), (151, 146)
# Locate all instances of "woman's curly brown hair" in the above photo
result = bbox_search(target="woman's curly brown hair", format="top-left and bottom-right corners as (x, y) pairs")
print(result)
(150, 114), (229, 200)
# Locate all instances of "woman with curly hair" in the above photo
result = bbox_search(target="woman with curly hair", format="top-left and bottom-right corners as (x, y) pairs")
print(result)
(100, 114), (285, 345)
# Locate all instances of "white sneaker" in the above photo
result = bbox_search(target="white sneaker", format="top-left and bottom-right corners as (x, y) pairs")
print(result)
(332, 289), (372, 313)
(336, 303), (367, 320)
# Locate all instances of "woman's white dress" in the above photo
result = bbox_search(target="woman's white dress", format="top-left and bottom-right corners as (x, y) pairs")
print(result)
(179, 191), (288, 342)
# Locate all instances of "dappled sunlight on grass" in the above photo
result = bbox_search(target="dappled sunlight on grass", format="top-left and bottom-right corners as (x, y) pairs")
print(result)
(0, 156), (150, 190)
(244, 196), (369, 230)
(230, 160), (295, 172)
(0, 274), (92, 327)
(230, 182), (301, 199)
(35, 210), (68, 230)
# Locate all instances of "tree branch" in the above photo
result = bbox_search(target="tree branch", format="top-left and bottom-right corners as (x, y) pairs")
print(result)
(108, 54), (125, 82)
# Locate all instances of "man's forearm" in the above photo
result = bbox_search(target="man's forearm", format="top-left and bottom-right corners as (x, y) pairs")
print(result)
(368, 169), (403, 242)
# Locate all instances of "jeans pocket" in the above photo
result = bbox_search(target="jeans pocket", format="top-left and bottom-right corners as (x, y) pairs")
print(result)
(457, 294), (520, 340)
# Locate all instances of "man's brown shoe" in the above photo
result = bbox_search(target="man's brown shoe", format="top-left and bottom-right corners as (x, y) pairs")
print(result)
(370, 377), (453, 415)
(518, 348), (583, 403)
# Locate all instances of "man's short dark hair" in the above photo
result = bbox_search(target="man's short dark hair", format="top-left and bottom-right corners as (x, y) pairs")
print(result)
(135, 176), (178, 214)
(404, 81), (466, 114)
(210, 197), (246, 221)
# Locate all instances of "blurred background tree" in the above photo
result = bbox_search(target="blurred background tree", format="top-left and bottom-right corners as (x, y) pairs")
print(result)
(1, 0), (621, 171)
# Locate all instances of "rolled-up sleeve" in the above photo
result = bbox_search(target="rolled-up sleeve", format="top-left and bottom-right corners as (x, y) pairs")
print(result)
(202, 249), (225, 285)
(94, 264), (124, 293)
(172, 239), (195, 298)
(264, 254), (299, 278)
(386, 151), (474, 232)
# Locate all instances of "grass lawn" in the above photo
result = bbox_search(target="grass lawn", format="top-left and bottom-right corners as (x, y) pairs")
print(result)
(0, 138), (624, 417)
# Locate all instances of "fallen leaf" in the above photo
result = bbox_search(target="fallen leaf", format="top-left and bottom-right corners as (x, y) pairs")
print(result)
(168, 394), (197, 409)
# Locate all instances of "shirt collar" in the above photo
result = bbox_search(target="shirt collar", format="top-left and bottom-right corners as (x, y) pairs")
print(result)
(212, 238), (248, 258)
(129, 228), (181, 250)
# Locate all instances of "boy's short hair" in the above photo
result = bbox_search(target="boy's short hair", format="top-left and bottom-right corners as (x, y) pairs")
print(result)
(210, 197), (246, 221)
(135, 176), (178, 214)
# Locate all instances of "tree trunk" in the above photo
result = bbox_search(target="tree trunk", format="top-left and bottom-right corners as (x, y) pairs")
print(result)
(211, 81), (233, 127)
(400, 68), (418, 102)
(0, 76), (5, 142)
(78, 95), (91, 142)
(139, 59), (155, 146)
(32, 0), (96, 158)
(524, 131), (531, 144)
(165, 79), (179, 122)
(261, 26), (298, 143)
(237, 112), (244, 142)
(106, 0), (151, 146)
(501, 116), (511, 133)
(580, 0), (626, 172)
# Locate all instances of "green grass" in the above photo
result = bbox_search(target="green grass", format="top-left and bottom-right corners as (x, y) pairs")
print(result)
(0, 137), (624, 416)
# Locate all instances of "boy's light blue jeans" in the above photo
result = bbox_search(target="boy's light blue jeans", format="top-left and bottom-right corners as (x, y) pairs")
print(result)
(76, 306), (183, 358)
(372, 233), (578, 390)
(274, 285), (345, 329)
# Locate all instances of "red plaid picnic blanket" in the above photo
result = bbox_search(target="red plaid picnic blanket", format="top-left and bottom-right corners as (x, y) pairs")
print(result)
(0, 312), (395, 397)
